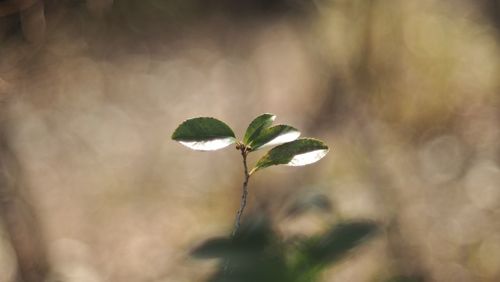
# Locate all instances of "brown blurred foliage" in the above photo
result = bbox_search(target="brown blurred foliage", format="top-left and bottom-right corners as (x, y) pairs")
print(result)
(0, 0), (500, 281)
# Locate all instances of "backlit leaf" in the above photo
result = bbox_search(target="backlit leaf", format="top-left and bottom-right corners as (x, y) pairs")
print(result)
(243, 113), (276, 145)
(252, 138), (328, 172)
(248, 125), (300, 151)
(172, 117), (235, 151)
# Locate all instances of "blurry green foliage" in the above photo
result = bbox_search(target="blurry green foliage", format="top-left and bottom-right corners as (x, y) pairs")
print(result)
(191, 214), (378, 282)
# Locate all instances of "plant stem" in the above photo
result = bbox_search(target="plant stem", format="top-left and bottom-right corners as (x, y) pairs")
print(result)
(232, 146), (251, 237)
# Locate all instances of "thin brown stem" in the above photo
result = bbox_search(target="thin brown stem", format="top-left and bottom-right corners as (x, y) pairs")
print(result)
(232, 146), (251, 237)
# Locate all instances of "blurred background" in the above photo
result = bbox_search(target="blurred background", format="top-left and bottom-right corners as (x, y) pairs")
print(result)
(1, 0), (500, 281)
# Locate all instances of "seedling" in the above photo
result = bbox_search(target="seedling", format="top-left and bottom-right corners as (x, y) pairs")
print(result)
(172, 113), (329, 236)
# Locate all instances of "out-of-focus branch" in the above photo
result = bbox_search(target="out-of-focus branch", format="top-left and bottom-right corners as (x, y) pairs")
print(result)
(19, 0), (45, 43)
(0, 109), (50, 282)
(0, 0), (45, 43)
(0, 0), (37, 17)
(479, 0), (500, 35)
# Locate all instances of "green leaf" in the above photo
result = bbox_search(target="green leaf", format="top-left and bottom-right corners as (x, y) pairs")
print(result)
(191, 237), (233, 258)
(171, 117), (236, 151)
(191, 216), (273, 260)
(248, 125), (300, 151)
(300, 221), (378, 265)
(243, 113), (276, 145)
(252, 138), (329, 172)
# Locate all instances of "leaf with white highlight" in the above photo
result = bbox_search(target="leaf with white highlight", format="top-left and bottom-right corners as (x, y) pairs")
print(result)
(248, 125), (300, 151)
(172, 117), (236, 151)
(252, 138), (329, 172)
(243, 113), (276, 145)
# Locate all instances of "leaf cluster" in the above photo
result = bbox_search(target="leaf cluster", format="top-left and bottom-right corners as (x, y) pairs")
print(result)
(172, 113), (329, 173)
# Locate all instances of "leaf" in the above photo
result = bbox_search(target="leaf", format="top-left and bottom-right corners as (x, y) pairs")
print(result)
(205, 216), (290, 282)
(191, 216), (273, 260)
(301, 221), (378, 265)
(191, 238), (233, 258)
(172, 117), (236, 151)
(243, 113), (276, 145)
(248, 125), (300, 151)
(252, 138), (329, 172)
